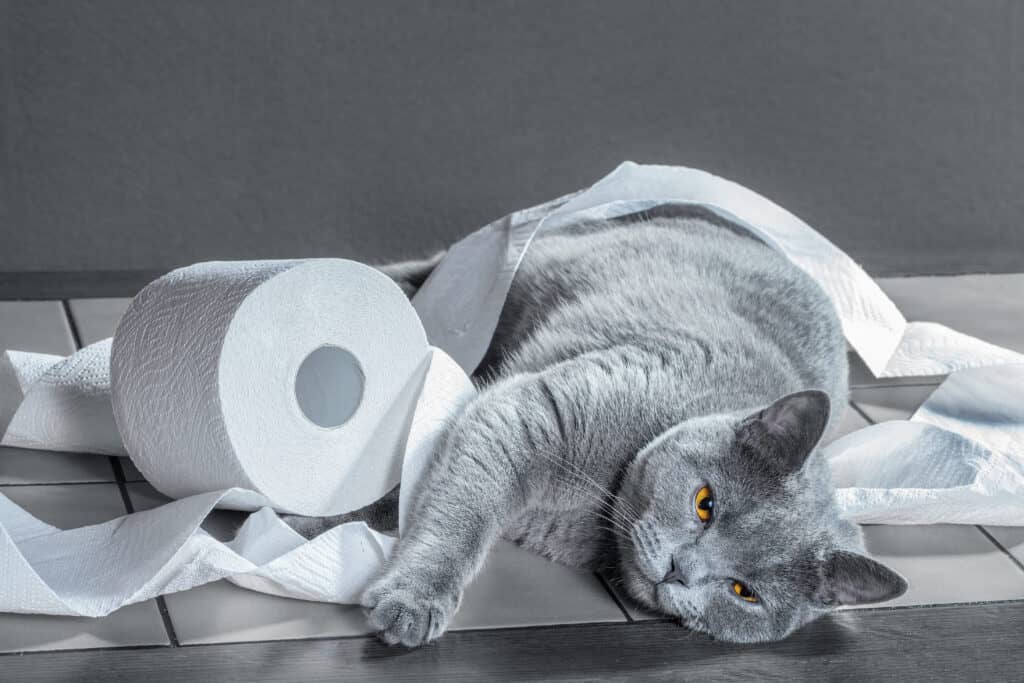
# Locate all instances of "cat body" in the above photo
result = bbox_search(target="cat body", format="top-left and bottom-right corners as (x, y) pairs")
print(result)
(288, 206), (905, 646)
(480, 207), (849, 568)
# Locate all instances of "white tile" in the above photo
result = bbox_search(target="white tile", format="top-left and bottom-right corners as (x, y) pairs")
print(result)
(164, 577), (370, 645)
(983, 526), (1024, 568)
(848, 524), (1024, 609)
(850, 385), (939, 422)
(451, 541), (626, 631)
(2, 482), (125, 528)
(820, 402), (871, 447)
(68, 298), (132, 346)
(0, 446), (115, 484)
(126, 483), (369, 644)
(848, 352), (944, 388)
(0, 301), (75, 355)
(0, 484), (169, 652)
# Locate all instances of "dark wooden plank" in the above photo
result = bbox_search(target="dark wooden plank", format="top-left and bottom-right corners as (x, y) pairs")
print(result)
(0, 270), (162, 300)
(3, 602), (1022, 682)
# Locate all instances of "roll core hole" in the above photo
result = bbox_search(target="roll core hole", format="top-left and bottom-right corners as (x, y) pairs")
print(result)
(295, 345), (365, 428)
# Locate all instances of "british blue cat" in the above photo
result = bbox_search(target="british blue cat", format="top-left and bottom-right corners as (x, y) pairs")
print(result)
(287, 206), (906, 646)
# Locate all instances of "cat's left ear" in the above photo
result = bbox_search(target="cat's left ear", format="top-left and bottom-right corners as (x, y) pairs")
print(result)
(740, 390), (830, 472)
(816, 551), (908, 606)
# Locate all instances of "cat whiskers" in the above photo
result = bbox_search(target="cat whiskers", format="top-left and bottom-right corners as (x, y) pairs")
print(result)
(551, 454), (644, 522)
(527, 447), (640, 536)
(526, 444), (642, 522)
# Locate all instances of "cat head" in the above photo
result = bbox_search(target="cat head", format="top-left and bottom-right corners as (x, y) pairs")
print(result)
(615, 390), (906, 642)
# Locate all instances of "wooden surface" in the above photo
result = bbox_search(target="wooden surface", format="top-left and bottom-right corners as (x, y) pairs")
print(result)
(2, 602), (1021, 682)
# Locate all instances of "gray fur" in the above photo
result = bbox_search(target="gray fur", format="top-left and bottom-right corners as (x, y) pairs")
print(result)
(286, 206), (907, 646)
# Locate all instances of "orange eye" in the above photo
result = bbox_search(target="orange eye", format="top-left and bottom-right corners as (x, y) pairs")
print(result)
(732, 580), (758, 603)
(694, 485), (714, 523)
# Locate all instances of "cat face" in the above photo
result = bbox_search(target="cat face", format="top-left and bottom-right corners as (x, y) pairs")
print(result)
(615, 390), (907, 642)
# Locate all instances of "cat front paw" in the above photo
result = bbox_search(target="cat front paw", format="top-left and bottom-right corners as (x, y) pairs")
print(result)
(361, 573), (461, 647)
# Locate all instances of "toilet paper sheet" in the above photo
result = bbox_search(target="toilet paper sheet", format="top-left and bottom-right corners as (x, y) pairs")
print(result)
(1, 162), (1022, 618)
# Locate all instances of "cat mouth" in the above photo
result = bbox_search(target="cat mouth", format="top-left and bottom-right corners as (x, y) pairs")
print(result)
(657, 557), (688, 587)
(629, 551), (678, 606)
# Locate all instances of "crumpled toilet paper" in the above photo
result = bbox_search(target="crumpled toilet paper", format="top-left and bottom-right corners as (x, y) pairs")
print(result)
(1, 162), (1022, 618)
(0, 340), (123, 457)
(826, 363), (1024, 524)
(0, 260), (476, 616)
(0, 345), (473, 615)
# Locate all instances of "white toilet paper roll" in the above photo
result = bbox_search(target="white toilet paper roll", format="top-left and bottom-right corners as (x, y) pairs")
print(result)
(111, 259), (431, 516)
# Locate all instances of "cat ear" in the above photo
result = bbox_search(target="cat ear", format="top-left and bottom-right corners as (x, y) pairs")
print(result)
(742, 390), (830, 472)
(818, 551), (908, 606)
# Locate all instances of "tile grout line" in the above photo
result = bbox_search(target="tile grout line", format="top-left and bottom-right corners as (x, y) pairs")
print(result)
(59, 300), (83, 348)
(61, 299), (182, 648)
(849, 381), (943, 390)
(594, 573), (634, 623)
(976, 526), (1024, 575)
(848, 401), (875, 425)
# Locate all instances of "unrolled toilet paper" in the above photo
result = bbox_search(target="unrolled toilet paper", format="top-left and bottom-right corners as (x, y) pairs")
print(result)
(0, 340), (123, 456)
(0, 346), (474, 616)
(0, 258), (480, 616)
(2, 162), (1023, 618)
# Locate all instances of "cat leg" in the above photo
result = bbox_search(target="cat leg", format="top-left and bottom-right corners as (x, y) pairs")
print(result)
(281, 486), (400, 538)
(362, 374), (557, 647)
(372, 250), (446, 298)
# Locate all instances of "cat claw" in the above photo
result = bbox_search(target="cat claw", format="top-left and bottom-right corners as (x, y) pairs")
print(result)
(361, 575), (460, 647)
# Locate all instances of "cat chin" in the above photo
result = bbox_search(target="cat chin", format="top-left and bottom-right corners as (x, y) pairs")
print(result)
(618, 555), (671, 614)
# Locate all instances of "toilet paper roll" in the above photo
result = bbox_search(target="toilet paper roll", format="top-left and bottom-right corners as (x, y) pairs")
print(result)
(111, 259), (431, 516)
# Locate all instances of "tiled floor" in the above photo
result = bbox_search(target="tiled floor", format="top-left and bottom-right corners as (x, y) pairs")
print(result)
(0, 484), (169, 652)
(1, 275), (1023, 659)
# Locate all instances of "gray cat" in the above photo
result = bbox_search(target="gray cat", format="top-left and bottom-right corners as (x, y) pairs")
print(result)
(286, 205), (907, 646)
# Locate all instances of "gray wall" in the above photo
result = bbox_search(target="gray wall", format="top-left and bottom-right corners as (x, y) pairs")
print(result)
(3, 0), (1023, 280)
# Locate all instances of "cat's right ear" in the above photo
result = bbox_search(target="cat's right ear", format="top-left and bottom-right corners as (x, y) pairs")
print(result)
(816, 551), (908, 606)
(739, 390), (830, 473)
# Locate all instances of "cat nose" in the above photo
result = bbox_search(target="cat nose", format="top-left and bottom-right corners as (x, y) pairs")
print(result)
(660, 556), (689, 586)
